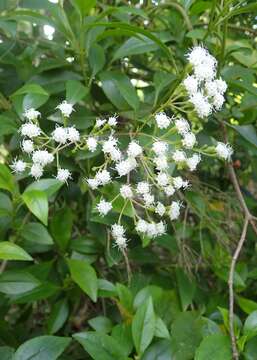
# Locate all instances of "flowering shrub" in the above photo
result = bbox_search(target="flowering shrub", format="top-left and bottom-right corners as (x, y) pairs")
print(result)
(0, 1), (256, 360)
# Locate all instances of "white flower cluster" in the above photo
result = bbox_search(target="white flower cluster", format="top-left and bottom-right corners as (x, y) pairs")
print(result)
(183, 46), (227, 118)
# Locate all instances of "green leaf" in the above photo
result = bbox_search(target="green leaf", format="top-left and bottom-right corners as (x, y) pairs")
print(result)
(11, 282), (59, 304)
(0, 346), (15, 360)
(0, 271), (40, 295)
(132, 296), (156, 355)
(0, 164), (17, 194)
(50, 207), (73, 251)
(141, 339), (172, 360)
(89, 44), (105, 77)
(73, 331), (128, 360)
(244, 336), (257, 360)
(13, 335), (71, 360)
(243, 311), (257, 340)
(22, 190), (48, 225)
(88, 316), (113, 333)
(155, 317), (170, 339)
(24, 179), (63, 198)
(0, 115), (18, 136)
(230, 124), (257, 148)
(21, 222), (53, 245)
(72, 0), (96, 16)
(68, 259), (98, 302)
(47, 299), (69, 335)
(237, 296), (257, 314)
(195, 334), (231, 360)
(66, 80), (88, 104)
(0, 242), (32, 261)
(176, 268), (196, 311)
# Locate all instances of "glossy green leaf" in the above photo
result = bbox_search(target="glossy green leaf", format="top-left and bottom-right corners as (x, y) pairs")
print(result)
(66, 80), (88, 104)
(24, 179), (63, 198)
(243, 311), (257, 340)
(72, 0), (96, 16)
(0, 164), (17, 194)
(21, 222), (53, 245)
(47, 299), (69, 335)
(0, 242), (32, 261)
(22, 190), (48, 225)
(89, 44), (105, 77)
(195, 334), (231, 360)
(0, 346), (15, 360)
(50, 207), (73, 251)
(0, 271), (40, 294)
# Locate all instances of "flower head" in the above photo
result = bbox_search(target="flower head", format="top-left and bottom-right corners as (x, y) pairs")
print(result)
(21, 140), (34, 154)
(52, 126), (68, 144)
(23, 108), (41, 121)
(67, 126), (80, 142)
(56, 101), (74, 117)
(127, 141), (143, 158)
(108, 116), (118, 127)
(186, 153), (201, 171)
(56, 168), (71, 182)
(87, 178), (99, 189)
(216, 142), (233, 160)
(86, 137), (98, 152)
(155, 112), (171, 129)
(120, 184), (133, 199)
(11, 159), (26, 173)
(175, 118), (190, 135)
(30, 163), (43, 179)
(95, 169), (111, 186)
(96, 199), (112, 216)
(169, 201), (181, 220)
(152, 141), (168, 155)
(182, 132), (196, 149)
(172, 150), (186, 163)
(20, 123), (41, 138)
(32, 150), (54, 167)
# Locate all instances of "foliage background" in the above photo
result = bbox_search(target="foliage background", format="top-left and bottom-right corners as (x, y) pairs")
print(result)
(0, 0), (256, 359)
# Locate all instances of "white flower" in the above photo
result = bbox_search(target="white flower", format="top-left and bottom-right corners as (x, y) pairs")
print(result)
(21, 140), (34, 154)
(96, 118), (106, 128)
(56, 168), (71, 182)
(110, 147), (122, 162)
(108, 116), (117, 126)
(96, 199), (112, 216)
(95, 169), (111, 186)
(156, 221), (166, 236)
(143, 193), (155, 207)
(182, 132), (196, 149)
(164, 185), (175, 196)
(155, 202), (166, 216)
(127, 141), (143, 158)
(155, 112), (171, 129)
(67, 126), (80, 142)
(152, 141), (168, 155)
(23, 108), (41, 121)
(216, 142), (233, 160)
(32, 150), (54, 167)
(102, 136), (118, 154)
(115, 236), (127, 250)
(156, 172), (169, 187)
(183, 75), (198, 94)
(213, 93), (225, 110)
(136, 219), (148, 234)
(20, 123), (41, 138)
(30, 163), (43, 179)
(186, 46), (209, 67)
(172, 150), (186, 163)
(205, 81), (218, 97)
(215, 78), (227, 94)
(111, 224), (125, 239)
(153, 155), (168, 171)
(175, 118), (190, 135)
(11, 159), (26, 173)
(186, 153), (201, 171)
(56, 101), (74, 117)
(173, 176), (184, 189)
(86, 137), (98, 152)
(136, 181), (150, 194)
(194, 60), (216, 81)
(87, 178), (99, 189)
(146, 223), (158, 238)
(169, 201), (181, 220)
(190, 92), (212, 118)
(120, 184), (133, 199)
(52, 126), (68, 144)
(115, 157), (137, 177)
(182, 180), (190, 189)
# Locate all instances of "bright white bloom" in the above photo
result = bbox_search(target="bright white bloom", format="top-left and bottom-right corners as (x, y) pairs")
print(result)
(115, 157), (137, 177)
(194, 60), (216, 81)
(127, 141), (143, 158)
(23, 108), (41, 121)
(187, 154), (201, 171)
(172, 150), (186, 163)
(215, 78), (227, 94)
(173, 176), (184, 190)
(153, 155), (168, 171)
(205, 81), (218, 97)
(136, 181), (150, 194)
(156, 221), (166, 236)
(95, 169), (111, 186)
(169, 201), (181, 220)
(110, 147), (122, 162)
(183, 75), (198, 94)
(20, 123), (41, 138)
(143, 193), (155, 207)
(120, 184), (133, 199)
(216, 142), (233, 160)
(186, 46), (209, 67)
(67, 126), (80, 142)
(32, 150), (54, 167)
(213, 93), (225, 110)
(11, 159), (26, 173)
(164, 185), (175, 196)
(56, 101), (74, 117)
(87, 178), (99, 189)
(146, 223), (158, 238)
(52, 126), (68, 144)
(152, 141), (168, 155)
(182, 132), (196, 149)
(96, 118), (106, 128)
(21, 140), (34, 154)
(102, 136), (118, 154)
(156, 172), (169, 187)
(111, 224), (125, 238)
(155, 202), (166, 216)
(175, 118), (190, 135)
(190, 92), (212, 118)
(155, 112), (171, 129)
(56, 168), (71, 182)
(115, 236), (127, 250)
(86, 137), (98, 152)
(30, 163), (43, 179)
(96, 199), (112, 216)
(108, 116), (117, 126)
(182, 180), (190, 189)
(136, 219), (148, 234)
